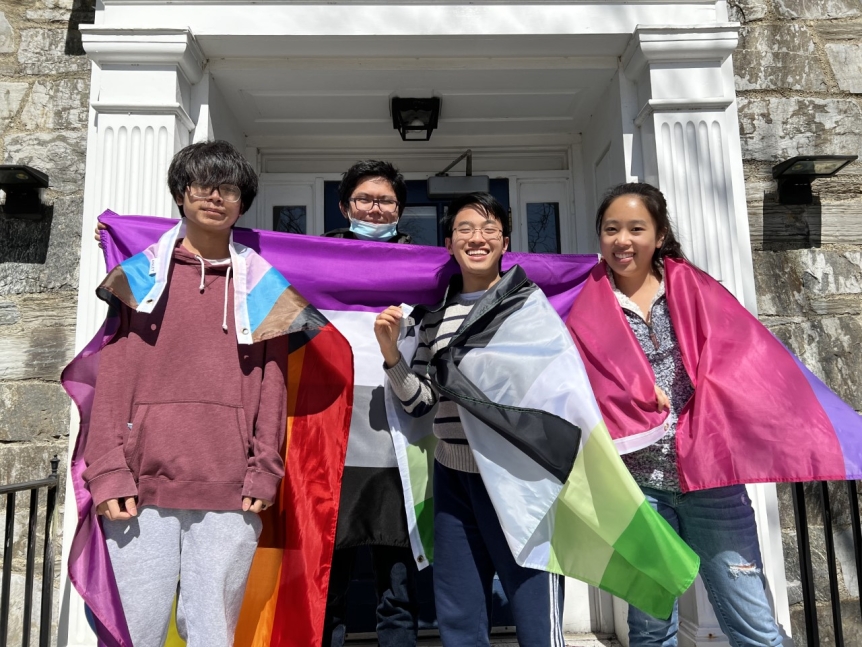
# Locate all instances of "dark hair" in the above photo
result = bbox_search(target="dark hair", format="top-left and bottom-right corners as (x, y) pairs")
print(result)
(337, 160), (407, 217)
(167, 140), (258, 216)
(595, 182), (686, 277)
(441, 192), (510, 239)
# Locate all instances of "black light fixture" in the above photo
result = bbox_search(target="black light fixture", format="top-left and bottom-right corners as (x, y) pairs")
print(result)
(0, 165), (50, 220)
(772, 155), (857, 205)
(391, 97), (440, 141)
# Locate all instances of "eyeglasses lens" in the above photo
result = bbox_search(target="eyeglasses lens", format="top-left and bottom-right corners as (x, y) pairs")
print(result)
(189, 183), (241, 203)
(352, 197), (399, 213)
(455, 226), (502, 239)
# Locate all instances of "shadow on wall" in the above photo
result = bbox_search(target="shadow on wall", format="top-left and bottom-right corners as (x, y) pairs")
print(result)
(0, 206), (54, 264)
(65, 0), (96, 56)
(760, 191), (822, 251)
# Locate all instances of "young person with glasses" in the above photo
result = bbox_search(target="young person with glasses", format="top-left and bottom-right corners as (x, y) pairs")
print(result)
(374, 193), (565, 647)
(323, 160), (420, 647)
(82, 140), (288, 646)
(324, 160), (412, 243)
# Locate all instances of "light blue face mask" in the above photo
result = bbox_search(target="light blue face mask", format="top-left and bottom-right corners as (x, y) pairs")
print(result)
(348, 217), (399, 240)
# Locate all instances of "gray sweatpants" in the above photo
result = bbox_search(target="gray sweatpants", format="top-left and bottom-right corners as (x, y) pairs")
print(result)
(102, 506), (262, 647)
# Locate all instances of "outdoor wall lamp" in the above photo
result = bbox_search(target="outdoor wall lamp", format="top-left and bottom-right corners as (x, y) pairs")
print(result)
(391, 97), (440, 141)
(772, 155), (857, 205)
(0, 165), (50, 220)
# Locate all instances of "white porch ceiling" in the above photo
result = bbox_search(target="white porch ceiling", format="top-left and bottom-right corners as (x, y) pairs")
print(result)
(201, 34), (626, 157)
(96, 1), (725, 168)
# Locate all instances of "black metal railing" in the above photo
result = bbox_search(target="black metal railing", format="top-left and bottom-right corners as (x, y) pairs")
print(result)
(792, 480), (862, 647)
(0, 457), (60, 647)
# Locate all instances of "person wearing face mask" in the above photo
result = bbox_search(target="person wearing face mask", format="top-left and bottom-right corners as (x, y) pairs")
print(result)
(324, 160), (412, 244)
(322, 160), (419, 647)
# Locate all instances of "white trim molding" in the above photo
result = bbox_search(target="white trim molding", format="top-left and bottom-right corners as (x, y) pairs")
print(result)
(90, 101), (196, 130)
(622, 24), (739, 82)
(80, 26), (206, 84)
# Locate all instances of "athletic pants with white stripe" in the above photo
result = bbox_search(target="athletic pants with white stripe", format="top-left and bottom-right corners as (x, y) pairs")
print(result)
(433, 461), (565, 647)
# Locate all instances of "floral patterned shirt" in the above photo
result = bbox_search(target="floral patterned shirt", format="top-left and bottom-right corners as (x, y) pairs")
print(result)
(609, 270), (694, 492)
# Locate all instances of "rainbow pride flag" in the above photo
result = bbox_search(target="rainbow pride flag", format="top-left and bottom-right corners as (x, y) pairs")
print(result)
(63, 216), (353, 647)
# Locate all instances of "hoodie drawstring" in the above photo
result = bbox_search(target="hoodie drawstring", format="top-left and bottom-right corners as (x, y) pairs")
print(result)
(222, 266), (231, 333)
(196, 255), (206, 292)
(194, 254), (232, 333)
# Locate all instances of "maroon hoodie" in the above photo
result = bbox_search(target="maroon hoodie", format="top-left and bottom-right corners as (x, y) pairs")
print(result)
(83, 245), (288, 510)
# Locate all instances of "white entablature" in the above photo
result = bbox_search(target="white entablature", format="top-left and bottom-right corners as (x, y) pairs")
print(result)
(96, 1), (721, 36)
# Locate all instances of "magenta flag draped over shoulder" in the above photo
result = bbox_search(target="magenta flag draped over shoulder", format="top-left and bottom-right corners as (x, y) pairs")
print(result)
(568, 258), (862, 492)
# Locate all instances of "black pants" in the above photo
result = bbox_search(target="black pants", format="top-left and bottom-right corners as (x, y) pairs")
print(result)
(322, 545), (419, 647)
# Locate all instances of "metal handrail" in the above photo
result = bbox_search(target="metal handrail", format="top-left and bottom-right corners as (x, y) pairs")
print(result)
(0, 456), (59, 647)
(793, 480), (862, 647)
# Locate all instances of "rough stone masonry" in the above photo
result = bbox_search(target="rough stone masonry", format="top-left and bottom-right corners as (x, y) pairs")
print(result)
(0, 0), (94, 640)
(731, 0), (862, 642)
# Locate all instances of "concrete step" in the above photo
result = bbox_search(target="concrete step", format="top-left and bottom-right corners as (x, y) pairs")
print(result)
(346, 633), (621, 646)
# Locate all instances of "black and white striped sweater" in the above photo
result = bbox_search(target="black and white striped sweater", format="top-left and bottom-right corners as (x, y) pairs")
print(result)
(385, 292), (485, 473)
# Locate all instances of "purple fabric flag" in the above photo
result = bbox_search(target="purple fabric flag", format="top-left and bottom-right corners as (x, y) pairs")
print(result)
(98, 211), (598, 315)
(67, 211), (599, 645)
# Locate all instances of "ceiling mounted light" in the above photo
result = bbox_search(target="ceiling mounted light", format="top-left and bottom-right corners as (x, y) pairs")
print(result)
(391, 97), (440, 142)
(0, 165), (50, 220)
(772, 155), (857, 205)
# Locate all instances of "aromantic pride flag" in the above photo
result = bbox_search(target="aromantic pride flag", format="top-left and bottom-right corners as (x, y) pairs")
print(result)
(388, 266), (699, 620)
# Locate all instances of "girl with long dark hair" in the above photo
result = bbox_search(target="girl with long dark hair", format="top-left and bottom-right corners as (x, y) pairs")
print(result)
(571, 183), (784, 646)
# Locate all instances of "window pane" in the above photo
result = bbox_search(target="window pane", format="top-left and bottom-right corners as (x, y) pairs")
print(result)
(273, 205), (307, 235)
(526, 202), (560, 254)
(398, 206), (439, 246)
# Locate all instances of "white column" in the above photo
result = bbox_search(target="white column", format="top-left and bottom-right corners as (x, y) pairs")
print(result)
(622, 25), (755, 311)
(620, 25), (794, 647)
(58, 28), (205, 647)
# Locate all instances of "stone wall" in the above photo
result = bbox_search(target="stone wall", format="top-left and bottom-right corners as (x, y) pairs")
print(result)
(0, 0), (860, 643)
(731, 0), (862, 642)
(0, 0), (94, 640)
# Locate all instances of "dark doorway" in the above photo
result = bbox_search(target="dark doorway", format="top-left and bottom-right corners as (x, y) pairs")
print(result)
(324, 179), (511, 245)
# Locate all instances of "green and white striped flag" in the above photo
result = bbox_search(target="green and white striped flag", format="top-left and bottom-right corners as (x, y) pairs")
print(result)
(386, 267), (699, 619)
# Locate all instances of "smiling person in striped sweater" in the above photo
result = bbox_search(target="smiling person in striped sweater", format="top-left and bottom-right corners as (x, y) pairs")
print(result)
(374, 193), (565, 647)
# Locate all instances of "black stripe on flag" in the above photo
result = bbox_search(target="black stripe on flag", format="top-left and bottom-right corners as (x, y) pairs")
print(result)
(335, 465), (411, 549)
(433, 356), (580, 483)
(427, 268), (581, 483)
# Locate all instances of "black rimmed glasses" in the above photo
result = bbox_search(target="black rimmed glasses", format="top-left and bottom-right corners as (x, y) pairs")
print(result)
(349, 196), (400, 213)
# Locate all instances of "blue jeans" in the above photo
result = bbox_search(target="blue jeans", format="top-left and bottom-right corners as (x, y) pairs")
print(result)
(628, 486), (783, 647)
(433, 461), (565, 647)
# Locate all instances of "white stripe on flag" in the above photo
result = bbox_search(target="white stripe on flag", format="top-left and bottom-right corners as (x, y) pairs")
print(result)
(457, 291), (601, 565)
(322, 309), (384, 388)
(387, 316), (435, 568)
(460, 409), (563, 559)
